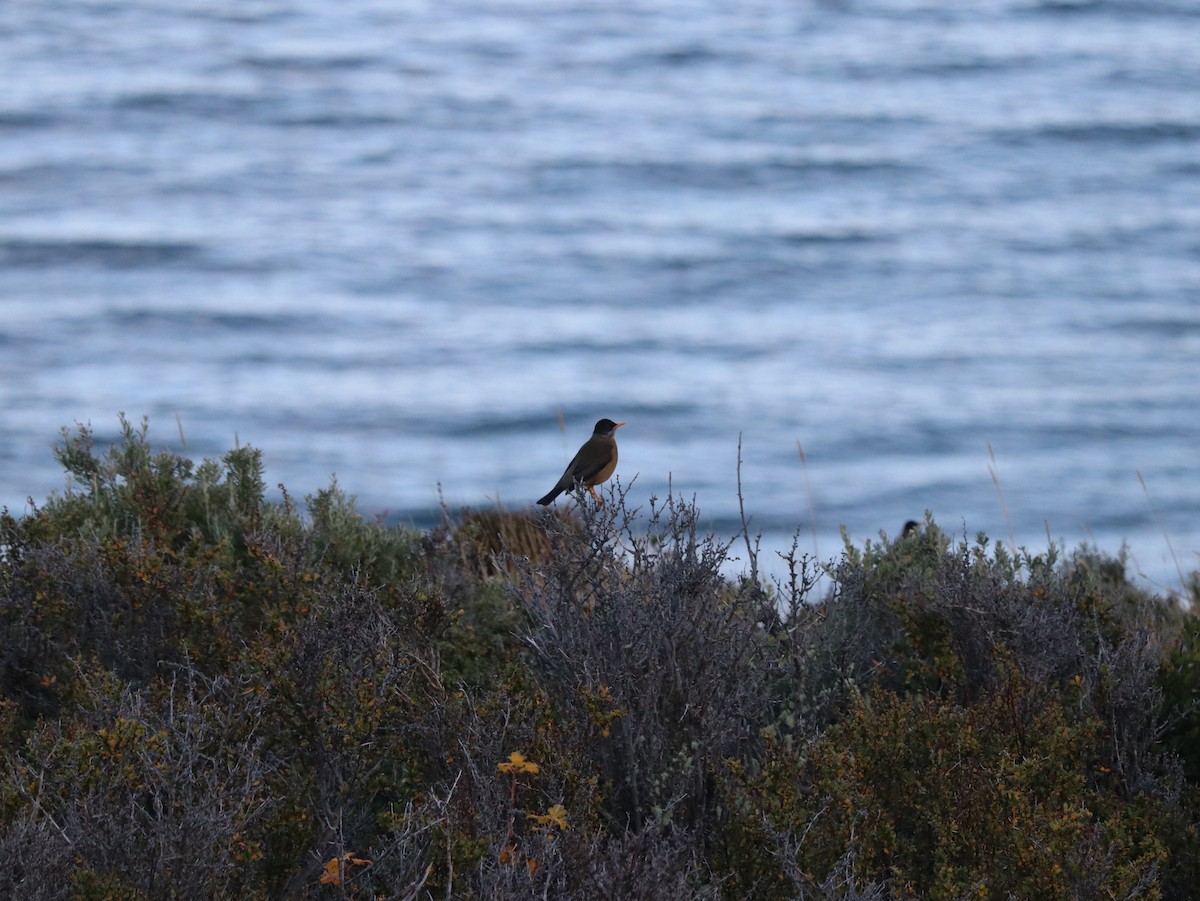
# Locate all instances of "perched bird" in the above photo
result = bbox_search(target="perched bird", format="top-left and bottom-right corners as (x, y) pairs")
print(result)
(537, 418), (624, 507)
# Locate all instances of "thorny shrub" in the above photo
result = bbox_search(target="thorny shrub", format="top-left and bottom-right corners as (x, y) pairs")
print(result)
(0, 419), (1196, 899)
(513, 480), (782, 834)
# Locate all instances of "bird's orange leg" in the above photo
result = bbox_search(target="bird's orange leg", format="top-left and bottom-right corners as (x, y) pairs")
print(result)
(588, 485), (604, 507)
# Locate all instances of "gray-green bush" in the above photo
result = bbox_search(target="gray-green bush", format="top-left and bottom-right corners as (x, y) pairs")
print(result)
(0, 421), (1196, 899)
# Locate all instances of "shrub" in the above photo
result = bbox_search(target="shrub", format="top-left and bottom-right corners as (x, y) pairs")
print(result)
(1, 661), (277, 900)
(1, 420), (1197, 898)
(732, 670), (1169, 900)
(512, 483), (785, 837)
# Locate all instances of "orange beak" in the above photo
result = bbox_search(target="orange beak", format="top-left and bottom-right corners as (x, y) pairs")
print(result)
(614, 421), (625, 428)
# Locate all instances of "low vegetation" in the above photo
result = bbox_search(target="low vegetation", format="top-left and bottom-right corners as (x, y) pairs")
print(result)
(1, 417), (1197, 899)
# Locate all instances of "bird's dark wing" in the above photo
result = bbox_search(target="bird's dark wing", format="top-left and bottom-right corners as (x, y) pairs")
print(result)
(568, 442), (613, 485)
(538, 437), (615, 505)
(538, 450), (589, 505)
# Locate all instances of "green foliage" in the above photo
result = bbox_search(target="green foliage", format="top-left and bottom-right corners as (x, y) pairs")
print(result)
(0, 418), (1197, 899)
(732, 671), (1168, 899)
(38, 415), (267, 552)
(304, 480), (422, 590)
(1158, 609), (1200, 783)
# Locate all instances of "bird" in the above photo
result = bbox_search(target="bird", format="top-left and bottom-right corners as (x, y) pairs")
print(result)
(537, 418), (624, 507)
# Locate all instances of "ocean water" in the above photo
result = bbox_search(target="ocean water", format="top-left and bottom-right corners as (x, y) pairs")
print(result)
(1, 0), (1197, 590)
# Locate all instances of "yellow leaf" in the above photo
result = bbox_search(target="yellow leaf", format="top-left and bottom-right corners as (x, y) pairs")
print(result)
(498, 751), (540, 775)
(317, 852), (370, 885)
(318, 858), (343, 886)
(528, 804), (569, 831)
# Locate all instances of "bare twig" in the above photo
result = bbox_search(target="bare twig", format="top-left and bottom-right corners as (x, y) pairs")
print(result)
(796, 440), (820, 558)
(987, 441), (1017, 552)
(736, 433), (761, 589)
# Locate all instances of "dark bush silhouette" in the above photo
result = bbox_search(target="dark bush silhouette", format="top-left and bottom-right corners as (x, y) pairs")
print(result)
(0, 420), (1197, 899)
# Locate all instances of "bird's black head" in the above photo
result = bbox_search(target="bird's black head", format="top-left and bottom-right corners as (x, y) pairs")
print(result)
(593, 418), (625, 435)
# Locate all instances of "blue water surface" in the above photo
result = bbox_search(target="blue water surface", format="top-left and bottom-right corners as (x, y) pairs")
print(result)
(1, 0), (1197, 589)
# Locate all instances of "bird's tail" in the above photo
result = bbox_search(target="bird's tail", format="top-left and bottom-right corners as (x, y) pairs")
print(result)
(536, 488), (562, 506)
